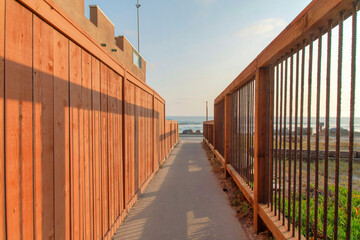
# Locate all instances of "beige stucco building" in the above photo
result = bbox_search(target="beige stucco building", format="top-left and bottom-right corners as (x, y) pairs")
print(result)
(53, 0), (147, 82)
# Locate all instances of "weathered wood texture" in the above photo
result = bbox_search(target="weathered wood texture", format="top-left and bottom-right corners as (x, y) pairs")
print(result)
(0, 0), (5, 238)
(0, 0), (179, 239)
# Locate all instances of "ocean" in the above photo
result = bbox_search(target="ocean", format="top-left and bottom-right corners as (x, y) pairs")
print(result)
(166, 116), (360, 134)
(166, 116), (213, 134)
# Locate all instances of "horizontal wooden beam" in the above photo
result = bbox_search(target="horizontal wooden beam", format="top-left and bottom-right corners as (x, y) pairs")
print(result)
(226, 164), (254, 205)
(258, 204), (306, 240)
(215, 0), (355, 104)
(203, 120), (214, 125)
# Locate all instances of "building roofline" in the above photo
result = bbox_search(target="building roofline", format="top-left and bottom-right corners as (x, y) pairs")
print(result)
(89, 5), (115, 27)
(117, 35), (147, 62)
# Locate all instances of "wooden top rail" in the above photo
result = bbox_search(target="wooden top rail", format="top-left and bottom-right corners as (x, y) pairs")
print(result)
(215, 0), (355, 104)
(17, 0), (165, 104)
(203, 120), (214, 125)
(165, 120), (178, 124)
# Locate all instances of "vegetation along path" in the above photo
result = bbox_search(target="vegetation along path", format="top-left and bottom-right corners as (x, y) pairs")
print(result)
(113, 136), (249, 240)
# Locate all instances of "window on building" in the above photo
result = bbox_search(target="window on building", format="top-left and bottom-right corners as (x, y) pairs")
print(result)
(133, 50), (142, 69)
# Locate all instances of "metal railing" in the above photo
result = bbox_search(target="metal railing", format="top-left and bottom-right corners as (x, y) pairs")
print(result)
(230, 79), (255, 190)
(204, 0), (359, 239)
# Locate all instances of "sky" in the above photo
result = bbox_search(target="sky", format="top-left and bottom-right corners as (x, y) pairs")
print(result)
(82, 0), (328, 116)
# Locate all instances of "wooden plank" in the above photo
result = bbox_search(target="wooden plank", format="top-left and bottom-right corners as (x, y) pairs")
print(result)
(117, 75), (124, 214)
(258, 204), (305, 240)
(111, 70), (118, 223)
(33, 15), (54, 240)
(108, 69), (115, 225)
(4, 1), (33, 238)
(113, 71), (118, 221)
(69, 41), (82, 240)
(134, 87), (140, 192)
(53, 30), (70, 240)
(100, 63), (109, 236)
(148, 94), (152, 179)
(143, 91), (147, 184)
(123, 79), (129, 207)
(114, 73), (123, 217)
(153, 100), (157, 169)
(125, 80), (135, 205)
(138, 89), (143, 186)
(89, 56), (95, 240)
(0, 0), (5, 237)
(130, 82), (135, 202)
(78, 49), (84, 240)
(82, 50), (92, 240)
(114, 71), (119, 220)
(226, 164), (254, 205)
(152, 99), (157, 171)
(91, 57), (102, 239)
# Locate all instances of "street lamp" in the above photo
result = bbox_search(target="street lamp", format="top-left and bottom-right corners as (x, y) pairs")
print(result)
(136, 0), (141, 53)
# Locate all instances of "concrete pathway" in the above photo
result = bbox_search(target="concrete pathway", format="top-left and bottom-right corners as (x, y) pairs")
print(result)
(113, 137), (249, 240)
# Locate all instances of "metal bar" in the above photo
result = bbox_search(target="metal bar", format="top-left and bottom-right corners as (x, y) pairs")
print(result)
(274, 62), (279, 216)
(253, 79), (255, 188)
(245, 84), (247, 182)
(278, 58), (284, 220)
(252, 79), (255, 188)
(323, 20), (332, 240)
(238, 89), (241, 174)
(346, 3), (357, 239)
(298, 39), (306, 240)
(240, 88), (243, 176)
(288, 50), (294, 232)
(250, 81), (252, 186)
(251, 80), (253, 187)
(334, 11), (343, 240)
(314, 27), (323, 240)
(292, 46), (300, 236)
(306, 35), (314, 240)
(230, 94), (234, 167)
(283, 54), (288, 226)
(237, 90), (240, 173)
(245, 84), (251, 185)
(235, 91), (237, 171)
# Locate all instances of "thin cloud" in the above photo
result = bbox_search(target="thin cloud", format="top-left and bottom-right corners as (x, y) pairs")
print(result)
(236, 18), (286, 38)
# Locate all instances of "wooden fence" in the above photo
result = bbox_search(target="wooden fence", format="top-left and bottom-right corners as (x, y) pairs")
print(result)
(0, 0), (178, 239)
(203, 121), (214, 146)
(204, 0), (359, 239)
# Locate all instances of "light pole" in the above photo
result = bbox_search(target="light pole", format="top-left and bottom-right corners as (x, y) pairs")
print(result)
(136, 0), (141, 52)
(206, 101), (208, 121)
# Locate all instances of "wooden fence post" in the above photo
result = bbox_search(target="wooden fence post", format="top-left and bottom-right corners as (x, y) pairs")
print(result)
(254, 67), (270, 233)
(224, 94), (231, 177)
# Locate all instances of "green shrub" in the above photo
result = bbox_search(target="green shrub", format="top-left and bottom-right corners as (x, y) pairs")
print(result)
(277, 186), (360, 239)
